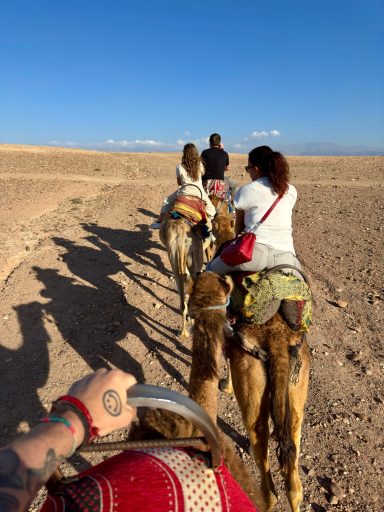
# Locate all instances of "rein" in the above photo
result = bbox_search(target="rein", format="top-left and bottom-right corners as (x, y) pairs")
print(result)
(201, 296), (230, 311)
(213, 189), (232, 217)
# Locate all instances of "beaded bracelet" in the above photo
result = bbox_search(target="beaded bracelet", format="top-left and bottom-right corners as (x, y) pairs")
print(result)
(38, 416), (77, 457)
(53, 395), (99, 448)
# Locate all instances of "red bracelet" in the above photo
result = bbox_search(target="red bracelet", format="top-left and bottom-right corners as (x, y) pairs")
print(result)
(54, 395), (99, 445)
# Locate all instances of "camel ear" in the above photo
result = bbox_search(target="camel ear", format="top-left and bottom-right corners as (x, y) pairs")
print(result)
(212, 221), (218, 231)
(218, 275), (233, 294)
(230, 218), (235, 229)
(187, 274), (199, 295)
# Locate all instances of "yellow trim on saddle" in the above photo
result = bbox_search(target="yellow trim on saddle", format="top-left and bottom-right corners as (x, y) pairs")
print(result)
(231, 271), (312, 332)
(173, 202), (204, 223)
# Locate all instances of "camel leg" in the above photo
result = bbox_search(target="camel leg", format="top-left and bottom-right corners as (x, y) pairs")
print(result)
(219, 358), (233, 394)
(285, 346), (310, 512)
(173, 272), (189, 338)
(180, 276), (190, 338)
(230, 351), (278, 510)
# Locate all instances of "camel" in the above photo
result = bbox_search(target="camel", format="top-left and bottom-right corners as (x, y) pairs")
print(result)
(205, 195), (235, 262)
(188, 271), (310, 512)
(159, 216), (207, 337)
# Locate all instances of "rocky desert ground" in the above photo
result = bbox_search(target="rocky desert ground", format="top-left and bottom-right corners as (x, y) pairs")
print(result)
(0, 144), (383, 511)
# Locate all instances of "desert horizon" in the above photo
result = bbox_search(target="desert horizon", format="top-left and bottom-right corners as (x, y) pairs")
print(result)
(0, 144), (383, 510)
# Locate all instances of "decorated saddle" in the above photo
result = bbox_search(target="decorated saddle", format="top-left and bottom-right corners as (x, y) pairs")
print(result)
(230, 267), (312, 332)
(172, 194), (207, 225)
(203, 178), (230, 201)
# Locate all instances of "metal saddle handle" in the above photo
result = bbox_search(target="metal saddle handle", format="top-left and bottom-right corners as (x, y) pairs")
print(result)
(81, 384), (222, 468)
(177, 183), (203, 199)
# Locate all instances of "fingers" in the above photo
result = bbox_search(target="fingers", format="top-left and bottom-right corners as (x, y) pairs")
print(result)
(66, 369), (138, 438)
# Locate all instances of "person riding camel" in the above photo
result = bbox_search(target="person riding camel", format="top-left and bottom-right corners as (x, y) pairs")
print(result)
(150, 143), (215, 239)
(207, 145), (302, 275)
(201, 133), (230, 201)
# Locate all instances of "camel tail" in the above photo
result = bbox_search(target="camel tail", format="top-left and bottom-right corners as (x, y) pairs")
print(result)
(166, 220), (188, 276)
(268, 335), (296, 474)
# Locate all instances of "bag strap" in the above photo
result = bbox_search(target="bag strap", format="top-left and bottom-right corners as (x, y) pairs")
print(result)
(259, 194), (283, 224)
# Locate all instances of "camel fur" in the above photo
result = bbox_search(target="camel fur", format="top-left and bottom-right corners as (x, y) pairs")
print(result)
(206, 195), (235, 262)
(160, 216), (206, 337)
(188, 271), (310, 512)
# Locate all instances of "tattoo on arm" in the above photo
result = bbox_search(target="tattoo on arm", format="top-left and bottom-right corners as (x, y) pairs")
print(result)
(0, 447), (62, 511)
(27, 449), (61, 492)
(103, 389), (122, 416)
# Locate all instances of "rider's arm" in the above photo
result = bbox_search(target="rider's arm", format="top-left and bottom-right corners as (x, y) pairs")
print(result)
(235, 209), (245, 235)
(0, 369), (136, 512)
(176, 165), (182, 186)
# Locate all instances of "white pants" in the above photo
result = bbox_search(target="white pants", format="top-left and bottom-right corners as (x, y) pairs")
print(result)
(206, 242), (302, 278)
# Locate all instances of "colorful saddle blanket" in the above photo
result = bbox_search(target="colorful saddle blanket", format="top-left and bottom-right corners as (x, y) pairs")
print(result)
(41, 447), (258, 511)
(172, 194), (207, 224)
(231, 270), (312, 332)
(203, 178), (229, 201)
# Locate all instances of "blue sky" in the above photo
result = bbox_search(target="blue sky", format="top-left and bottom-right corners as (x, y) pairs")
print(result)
(0, 0), (383, 153)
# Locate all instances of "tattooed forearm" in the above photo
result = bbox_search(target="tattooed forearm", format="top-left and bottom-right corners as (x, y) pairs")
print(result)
(0, 447), (63, 511)
(26, 448), (62, 492)
(0, 450), (24, 490)
(103, 389), (122, 416)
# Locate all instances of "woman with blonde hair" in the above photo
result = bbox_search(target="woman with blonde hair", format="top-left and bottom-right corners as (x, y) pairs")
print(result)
(151, 143), (216, 230)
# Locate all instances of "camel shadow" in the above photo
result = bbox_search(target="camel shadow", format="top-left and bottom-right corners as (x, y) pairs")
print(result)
(3, 223), (190, 443)
(0, 301), (50, 443)
(48, 234), (189, 382)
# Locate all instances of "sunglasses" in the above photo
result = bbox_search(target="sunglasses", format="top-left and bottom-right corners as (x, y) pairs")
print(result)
(244, 165), (254, 172)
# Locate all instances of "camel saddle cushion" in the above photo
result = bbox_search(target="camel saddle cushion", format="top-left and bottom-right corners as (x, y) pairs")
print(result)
(231, 270), (312, 332)
(204, 178), (230, 200)
(172, 194), (207, 224)
(41, 447), (258, 511)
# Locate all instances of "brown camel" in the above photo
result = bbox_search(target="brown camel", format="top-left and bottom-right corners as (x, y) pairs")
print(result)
(205, 195), (235, 262)
(160, 216), (207, 337)
(188, 271), (310, 512)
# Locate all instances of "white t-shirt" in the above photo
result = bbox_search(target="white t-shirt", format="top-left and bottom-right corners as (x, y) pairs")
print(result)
(176, 163), (215, 218)
(234, 177), (297, 254)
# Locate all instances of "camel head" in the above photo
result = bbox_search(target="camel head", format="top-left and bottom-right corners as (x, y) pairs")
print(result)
(188, 272), (233, 319)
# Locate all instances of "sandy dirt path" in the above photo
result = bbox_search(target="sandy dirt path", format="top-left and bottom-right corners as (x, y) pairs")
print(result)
(0, 145), (383, 511)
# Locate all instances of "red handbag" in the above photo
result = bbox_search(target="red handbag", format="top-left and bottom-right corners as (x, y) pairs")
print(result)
(220, 232), (256, 265)
(220, 194), (283, 266)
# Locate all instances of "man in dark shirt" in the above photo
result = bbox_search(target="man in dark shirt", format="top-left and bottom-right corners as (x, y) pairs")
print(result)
(201, 133), (229, 182)
(201, 133), (230, 200)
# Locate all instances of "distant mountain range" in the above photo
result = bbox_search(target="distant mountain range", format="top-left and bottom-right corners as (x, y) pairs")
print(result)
(271, 142), (384, 156)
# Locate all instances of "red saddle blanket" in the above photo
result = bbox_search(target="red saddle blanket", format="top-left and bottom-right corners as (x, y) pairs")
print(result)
(41, 447), (258, 511)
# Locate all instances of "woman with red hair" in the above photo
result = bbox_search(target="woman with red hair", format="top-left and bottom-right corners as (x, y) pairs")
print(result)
(207, 145), (302, 275)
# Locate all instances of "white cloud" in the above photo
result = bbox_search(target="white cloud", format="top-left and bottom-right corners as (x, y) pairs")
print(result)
(47, 135), (213, 152)
(234, 143), (245, 149)
(251, 131), (269, 138)
(250, 130), (281, 139)
(49, 140), (75, 146)
(91, 139), (176, 150)
(184, 130), (191, 135)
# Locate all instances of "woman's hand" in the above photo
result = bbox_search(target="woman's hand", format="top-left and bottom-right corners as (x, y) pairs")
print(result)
(67, 369), (137, 436)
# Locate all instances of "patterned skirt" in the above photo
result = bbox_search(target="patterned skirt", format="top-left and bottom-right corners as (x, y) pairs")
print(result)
(203, 179), (230, 201)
